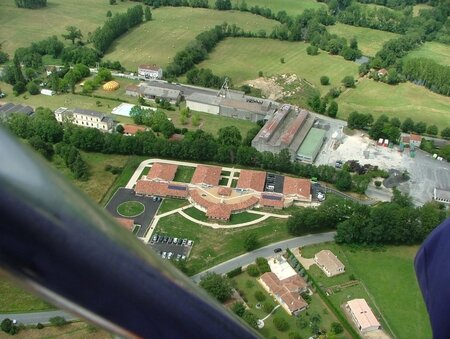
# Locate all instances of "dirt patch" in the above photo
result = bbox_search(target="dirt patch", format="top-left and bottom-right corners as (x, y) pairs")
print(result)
(245, 77), (284, 100)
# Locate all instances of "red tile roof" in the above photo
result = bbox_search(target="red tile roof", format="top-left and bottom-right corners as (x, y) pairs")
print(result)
(237, 170), (266, 192)
(115, 217), (134, 231)
(206, 204), (231, 220)
(191, 165), (222, 186)
(135, 180), (188, 198)
(218, 187), (232, 196)
(402, 136), (410, 144)
(283, 177), (311, 201)
(410, 133), (422, 142)
(123, 124), (146, 135)
(147, 163), (178, 181)
(260, 194), (284, 208)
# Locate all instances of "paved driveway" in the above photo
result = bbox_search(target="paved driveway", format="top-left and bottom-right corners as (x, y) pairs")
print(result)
(105, 188), (161, 237)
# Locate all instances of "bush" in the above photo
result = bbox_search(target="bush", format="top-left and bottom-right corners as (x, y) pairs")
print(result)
(27, 81), (40, 95)
(273, 317), (289, 332)
(36, 323), (44, 329)
(256, 257), (270, 273)
(342, 75), (355, 88)
(254, 290), (266, 302)
(231, 302), (246, 317)
(306, 45), (319, 55)
(1, 319), (12, 333)
(227, 266), (242, 278)
(246, 264), (260, 277)
(320, 76), (330, 85)
(49, 316), (67, 327)
(242, 311), (258, 329)
(331, 322), (344, 334)
(375, 180), (382, 188)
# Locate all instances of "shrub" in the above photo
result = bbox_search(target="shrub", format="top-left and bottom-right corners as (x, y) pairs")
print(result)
(242, 311), (258, 329)
(342, 75), (355, 88)
(320, 76), (330, 85)
(256, 257), (270, 273)
(27, 81), (40, 95)
(331, 322), (344, 334)
(306, 45), (319, 55)
(227, 266), (242, 278)
(246, 264), (260, 277)
(49, 316), (67, 327)
(273, 317), (289, 332)
(375, 180), (382, 188)
(254, 290), (266, 302)
(1, 319), (12, 333)
(231, 302), (246, 317)
(36, 323), (44, 329)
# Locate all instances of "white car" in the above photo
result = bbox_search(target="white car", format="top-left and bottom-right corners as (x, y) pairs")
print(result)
(187, 240), (193, 246)
(167, 252), (173, 260)
(162, 252), (167, 259)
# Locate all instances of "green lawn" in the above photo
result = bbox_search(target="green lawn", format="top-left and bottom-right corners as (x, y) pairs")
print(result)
(336, 78), (450, 127)
(404, 41), (450, 66)
(105, 7), (279, 70)
(117, 201), (145, 217)
(231, 273), (344, 338)
(327, 23), (399, 57)
(0, 275), (54, 313)
(197, 37), (359, 94)
(183, 207), (264, 224)
(301, 243), (431, 339)
(219, 178), (228, 185)
(173, 165), (196, 183)
(231, 179), (238, 188)
(157, 198), (190, 215)
(0, 0), (135, 55)
(154, 213), (291, 275)
(209, 0), (326, 16)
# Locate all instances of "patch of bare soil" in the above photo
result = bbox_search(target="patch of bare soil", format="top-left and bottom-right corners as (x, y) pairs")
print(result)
(245, 77), (284, 100)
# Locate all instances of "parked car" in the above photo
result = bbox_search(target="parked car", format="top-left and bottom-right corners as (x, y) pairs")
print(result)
(177, 238), (183, 245)
(176, 254), (182, 261)
(182, 239), (188, 246)
(162, 252), (167, 259)
(152, 234), (159, 242)
(168, 237), (173, 244)
(274, 248), (282, 253)
(187, 240), (193, 246)
(163, 236), (169, 243)
(173, 237), (178, 244)
(167, 252), (173, 260)
(181, 255), (186, 261)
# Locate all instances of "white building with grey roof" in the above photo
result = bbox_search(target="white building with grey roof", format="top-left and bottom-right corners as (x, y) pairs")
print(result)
(55, 107), (114, 131)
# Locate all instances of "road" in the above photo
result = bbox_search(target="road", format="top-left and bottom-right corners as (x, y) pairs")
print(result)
(191, 231), (336, 282)
(0, 310), (77, 325)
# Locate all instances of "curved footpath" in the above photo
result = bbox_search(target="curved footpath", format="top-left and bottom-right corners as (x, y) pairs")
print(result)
(0, 232), (335, 325)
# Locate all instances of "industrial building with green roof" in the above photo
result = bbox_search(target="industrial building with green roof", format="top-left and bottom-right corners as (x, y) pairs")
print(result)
(296, 128), (326, 163)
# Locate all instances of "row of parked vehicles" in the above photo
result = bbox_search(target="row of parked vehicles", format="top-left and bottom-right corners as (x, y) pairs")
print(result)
(160, 251), (186, 261)
(151, 234), (193, 246)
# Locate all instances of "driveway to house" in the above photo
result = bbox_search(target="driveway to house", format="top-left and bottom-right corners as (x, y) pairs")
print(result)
(191, 231), (336, 282)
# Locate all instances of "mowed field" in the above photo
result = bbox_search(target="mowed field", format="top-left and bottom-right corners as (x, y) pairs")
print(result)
(301, 244), (431, 339)
(197, 37), (359, 93)
(404, 41), (450, 66)
(105, 7), (278, 70)
(0, 0), (135, 55)
(327, 23), (399, 57)
(208, 0), (326, 16)
(337, 78), (450, 127)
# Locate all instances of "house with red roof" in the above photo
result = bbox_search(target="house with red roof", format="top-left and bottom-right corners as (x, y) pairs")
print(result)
(122, 124), (147, 136)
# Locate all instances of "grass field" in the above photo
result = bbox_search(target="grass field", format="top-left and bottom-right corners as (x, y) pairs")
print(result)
(327, 23), (399, 57)
(154, 213), (291, 275)
(208, 0), (326, 16)
(173, 165), (196, 183)
(197, 38), (359, 94)
(404, 41), (450, 66)
(301, 243), (431, 339)
(0, 275), (53, 313)
(337, 78), (450, 127)
(105, 7), (278, 70)
(157, 198), (190, 215)
(117, 201), (145, 217)
(231, 273), (342, 338)
(10, 321), (111, 339)
(0, 0), (135, 55)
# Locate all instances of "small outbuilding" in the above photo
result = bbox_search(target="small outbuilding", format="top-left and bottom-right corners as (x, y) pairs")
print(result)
(346, 299), (381, 333)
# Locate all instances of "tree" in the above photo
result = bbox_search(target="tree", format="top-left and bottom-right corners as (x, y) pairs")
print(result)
(254, 290), (266, 302)
(49, 316), (67, 327)
(215, 0), (231, 10)
(26, 81), (40, 95)
(217, 126), (242, 148)
(441, 127), (450, 139)
(116, 124), (124, 134)
(320, 76), (330, 85)
(335, 170), (352, 191)
(427, 125), (438, 136)
(330, 322), (344, 334)
(231, 302), (246, 317)
(246, 264), (260, 277)
(199, 272), (233, 302)
(110, 0), (116, 4)
(62, 26), (83, 45)
(342, 75), (355, 88)
(306, 45), (319, 55)
(242, 311), (258, 329)
(401, 117), (414, 133)
(244, 233), (258, 251)
(327, 101), (338, 118)
(414, 121), (427, 134)
(106, 10), (112, 17)
(144, 6), (152, 21)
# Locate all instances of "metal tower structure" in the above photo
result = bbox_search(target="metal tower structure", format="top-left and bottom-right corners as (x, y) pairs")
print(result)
(217, 77), (230, 98)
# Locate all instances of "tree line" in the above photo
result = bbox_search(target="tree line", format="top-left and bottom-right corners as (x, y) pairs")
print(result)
(288, 191), (446, 246)
(91, 5), (145, 53)
(402, 58), (450, 96)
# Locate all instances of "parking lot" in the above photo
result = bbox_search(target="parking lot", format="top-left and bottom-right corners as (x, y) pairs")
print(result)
(148, 234), (194, 261)
(105, 188), (161, 237)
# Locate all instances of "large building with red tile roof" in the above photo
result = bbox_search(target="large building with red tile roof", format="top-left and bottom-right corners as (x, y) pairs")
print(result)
(283, 177), (311, 202)
(115, 217), (135, 231)
(191, 165), (222, 186)
(260, 193), (284, 209)
(237, 170), (266, 192)
(259, 272), (308, 315)
(135, 180), (188, 198)
(206, 204), (231, 221)
(147, 163), (178, 182)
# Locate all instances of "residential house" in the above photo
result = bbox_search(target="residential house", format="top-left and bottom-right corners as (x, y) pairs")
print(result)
(138, 64), (163, 79)
(410, 133), (422, 148)
(314, 250), (345, 277)
(346, 299), (381, 333)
